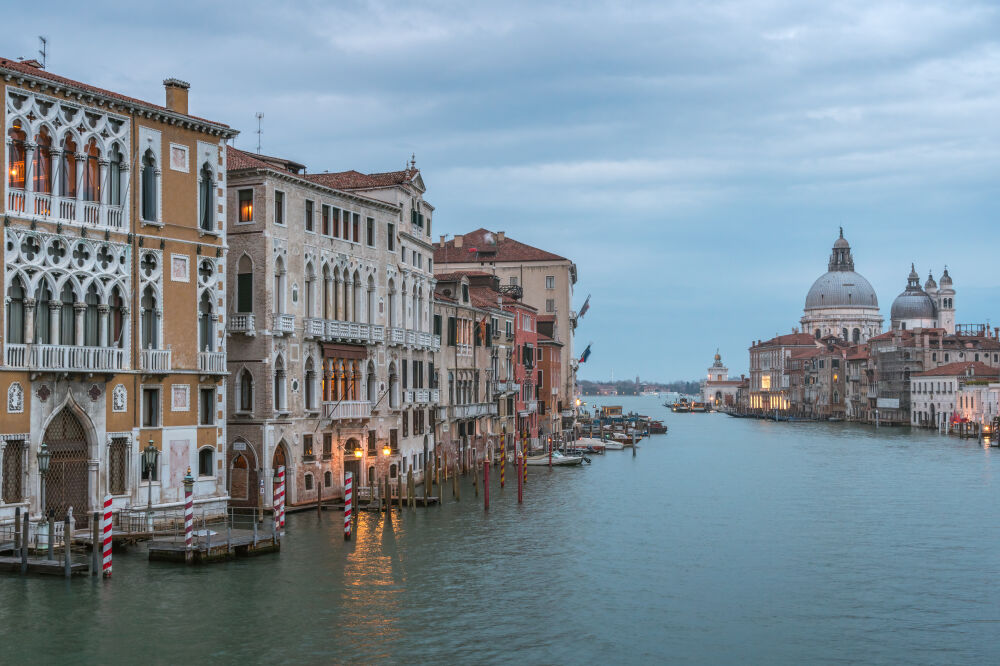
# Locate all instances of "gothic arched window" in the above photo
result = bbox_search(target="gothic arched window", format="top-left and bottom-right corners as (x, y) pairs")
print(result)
(199, 163), (214, 231)
(141, 149), (157, 222)
(5, 276), (25, 344)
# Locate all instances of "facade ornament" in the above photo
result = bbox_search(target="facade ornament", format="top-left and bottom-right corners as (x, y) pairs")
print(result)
(112, 384), (127, 412)
(36, 384), (51, 402)
(88, 384), (103, 402)
(7, 382), (24, 414)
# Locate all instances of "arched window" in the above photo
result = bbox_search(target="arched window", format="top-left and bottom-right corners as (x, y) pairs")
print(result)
(814, 329), (820, 339)
(304, 263), (315, 317)
(198, 448), (214, 477)
(108, 145), (123, 206)
(5, 276), (25, 344)
(84, 284), (100, 346)
(82, 138), (100, 202)
(274, 356), (287, 411)
(199, 163), (214, 231)
(7, 121), (26, 190)
(239, 368), (254, 411)
(324, 471), (332, 488)
(60, 283), (76, 345)
(60, 135), (77, 198)
(237, 255), (253, 313)
(322, 265), (332, 319)
(841, 328), (848, 340)
(388, 363), (399, 408)
(388, 279), (397, 327)
(141, 149), (157, 221)
(366, 362), (376, 402)
(199, 291), (214, 352)
(304, 474), (313, 491)
(304, 357), (316, 410)
(34, 282), (51, 344)
(141, 285), (158, 349)
(109, 287), (124, 348)
(33, 127), (53, 195)
(367, 275), (376, 324)
(274, 256), (286, 313)
(852, 328), (861, 344)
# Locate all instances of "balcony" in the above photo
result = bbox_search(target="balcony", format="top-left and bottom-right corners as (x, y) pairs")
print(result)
(323, 400), (372, 421)
(458, 343), (472, 356)
(388, 327), (405, 345)
(415, 389), (430, 404)
(432, 334), (441, 351)
(527, 400), (538, 413)
(303, 317), (325, 339)
(227, 313), (256, 336)
(4, 343), (127, 373)
(371, 326), (385, 343)
(495, 381), (520, 393)
(7, 189), (126, 230)
(404, 390), (415, 404)
(451, 403), (498, 419)
(417, 331), (431, 348)
(198, 350), (226, 374)
(272, 313), (295, 336)
(406, 330), (416, 346)
(140, 348), (172, 373)
(430, 389), (440, 403)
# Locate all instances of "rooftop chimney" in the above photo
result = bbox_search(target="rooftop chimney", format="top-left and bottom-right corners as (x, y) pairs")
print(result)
(440, 235), (446, 245)
(20, 59), (43, 69)
(496, 231), (505, 242)
(454, 235), (463, 249)
(163, 78), (191, 115)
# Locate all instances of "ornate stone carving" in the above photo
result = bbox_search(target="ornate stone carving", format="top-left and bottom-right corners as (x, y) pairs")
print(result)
(36, 384), (51, 402)
(88, 384), (102, 402)
(7, 382), (24, 413)
(112, 384), (127, 413)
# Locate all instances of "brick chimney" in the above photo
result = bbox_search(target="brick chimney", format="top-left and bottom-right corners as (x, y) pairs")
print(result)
(454, 235), (463, 249)
(163, 78), (190, 115)
(440, 235), (446, 245)
(496, 231), (505, 242)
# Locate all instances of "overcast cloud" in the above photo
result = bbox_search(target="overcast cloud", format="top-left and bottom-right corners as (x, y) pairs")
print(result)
(9, 1), (1000, 380)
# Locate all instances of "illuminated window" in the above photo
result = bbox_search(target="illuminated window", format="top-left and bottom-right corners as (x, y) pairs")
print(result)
(761, 375), (771, 391)
(239, 189), (253, 222)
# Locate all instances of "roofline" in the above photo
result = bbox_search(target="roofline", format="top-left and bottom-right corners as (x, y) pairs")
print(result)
(1, 65), (238, 138)
(227, 164), (401, 213)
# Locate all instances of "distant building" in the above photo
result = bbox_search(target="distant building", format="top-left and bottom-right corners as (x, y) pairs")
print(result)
(700, 351), (741, 407)
(911, 362), (999, 428)
(889, 265), (955, 333)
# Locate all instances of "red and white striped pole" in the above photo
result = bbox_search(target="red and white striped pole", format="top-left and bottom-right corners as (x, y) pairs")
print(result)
(343, 471), (353, 540)
(277, 465), (286, 532)
(183, 468), (194, 552)
(101, 494), (113, 578)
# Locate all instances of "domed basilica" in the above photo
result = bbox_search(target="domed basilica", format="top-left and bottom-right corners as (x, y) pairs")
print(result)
(801, 229), (883, 343)
(889, 265), (954, 333)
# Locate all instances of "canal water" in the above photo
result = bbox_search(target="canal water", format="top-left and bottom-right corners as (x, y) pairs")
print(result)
(2, 396), (998, 664)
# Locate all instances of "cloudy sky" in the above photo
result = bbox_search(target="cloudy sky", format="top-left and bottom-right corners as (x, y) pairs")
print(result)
(10, 1), (999, 380)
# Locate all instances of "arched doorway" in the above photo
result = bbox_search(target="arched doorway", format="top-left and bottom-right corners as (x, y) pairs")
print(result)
(43, 409), (90, 528)
(343, 438), (360, 498)
(230, 454), (249, 500)
(273, 442), (287, 471)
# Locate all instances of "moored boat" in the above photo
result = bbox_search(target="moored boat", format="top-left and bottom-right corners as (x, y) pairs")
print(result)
(526, 451), (585, 466)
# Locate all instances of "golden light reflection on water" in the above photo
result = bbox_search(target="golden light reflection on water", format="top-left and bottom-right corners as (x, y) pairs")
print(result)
(340, 511), (407, 646)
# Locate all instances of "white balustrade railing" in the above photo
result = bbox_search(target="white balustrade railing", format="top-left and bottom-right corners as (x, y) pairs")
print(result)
(452, 403), (499, 419)
(415, 389), (430, 403)
(404, 390), (415, 404)
(5, 343), (26, 367)
(34, 193), (53, 217)
(458, 343), (472, 356)
(417, 332), (431, 348)
(303, 317), (325, 339)
(527, 400), (538, 413)
(6, 188), (126, 230)
(140, 348), (171, 372)
(272, 313), (295, 335)
(29, 344), (126, 372)
(389, 327), (405, 345)
(227, 313), (256, 335)
(7, 189), (25, 213)
(371, 325), (385, 342)
(198, 350), (226, 373)
(495, 381), (520, 393)
(83, 201), (100, 225)
(59, 197), (76, 221)
(432, 334), (441, 351)
(323, 400), (372, 420)
(406, 330), (416, 346)
(430, 389), (441, 403)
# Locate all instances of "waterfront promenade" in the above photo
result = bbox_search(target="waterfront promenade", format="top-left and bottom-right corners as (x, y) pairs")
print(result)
(1, 396), (997, 663)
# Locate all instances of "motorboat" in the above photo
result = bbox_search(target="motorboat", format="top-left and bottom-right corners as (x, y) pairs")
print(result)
(526, 451), (585, 466)
(579, 436), (624, 450)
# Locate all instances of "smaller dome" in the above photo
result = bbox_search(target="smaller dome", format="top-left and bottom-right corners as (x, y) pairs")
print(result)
(833, 227), (849, 249)
(940, 267), (952, 286)
(891, 291), (936, 320)
(714, 352), (721, 362)
(908, 263), (918, 281)
(924, 271), (937, 291)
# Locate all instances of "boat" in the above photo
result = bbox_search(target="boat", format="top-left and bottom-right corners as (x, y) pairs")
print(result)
(672, 398), (691, 413)
(647, 420), (668, 434)
(690, 402), (709, 413)
(526, 451), (584, 466)
(579, 436), (624, 450)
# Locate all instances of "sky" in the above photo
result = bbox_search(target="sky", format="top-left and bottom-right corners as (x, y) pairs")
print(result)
(9, 1), (1000, 381)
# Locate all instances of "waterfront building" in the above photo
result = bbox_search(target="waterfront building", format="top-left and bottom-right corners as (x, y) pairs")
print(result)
(843, 344), (871, 421)
(700, 351), (742, 408)
(954, 382), (1000, 431)
(537, 316), (565, 438)
(889, 265), (955, 333)
(748, 333), (816, 412)
(800, 229), (883, 343)
(434, 229), (578, 423)
(431, 272), (506, 468)
(225, 148), (439, 508)
(0, 59), (237, 527)
(910, 362), (999, 429)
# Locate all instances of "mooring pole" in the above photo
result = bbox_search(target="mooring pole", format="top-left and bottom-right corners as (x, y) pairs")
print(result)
(484, 459), (490, 511)
(63, 515), (72, 578)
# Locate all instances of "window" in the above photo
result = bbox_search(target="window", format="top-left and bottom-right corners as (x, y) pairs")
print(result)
(142, 388), (160, 427)
(303, 434), (314, 458)
(305, 474), (313, 491)
(387, 223), (396, 251)
(402, 410), (409, 437)
(109, 146), (123, 206)
(238, 369), (253, 411)
(198, 448), (214, 477)
(342, 209), (351, 240)
(546, 299), (555, 313)
(2, 440), (24, 503)
(367, 217), (375, 246)
(352, 213), (360, 242)
(510, 276), (518, 286)
(322, 204), (331, 235)
(239, 189), (254, 223)
(367, 430), (377, 455)
(305, 200), (314, 232)
(199, 292), (215, 352)
(274, 357), (287, 411)
(323, 433), (333, 459)
(199, 163), (214, 231)
(7, 121), (26, 190)
(141, 150), (158, 222)
(237, 255), (253, 313)
(401, 247), (406, 263)
(434, 314), (442, 336)
(200, 388), (216, 425)
(331, 207), (341, 236)
(5, 277), (25, 344)
(304, 358), (317, 410)
(546, 276), (555, 289)
(325, 471), (332, 487)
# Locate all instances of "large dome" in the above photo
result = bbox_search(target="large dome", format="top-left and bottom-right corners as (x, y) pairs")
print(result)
(805, 271), (879, 310)
(890, 291), (936, 320)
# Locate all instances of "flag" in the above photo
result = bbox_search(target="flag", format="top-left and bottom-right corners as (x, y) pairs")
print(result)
(579, 294), (591, 318)
(579, 343), (592, 363)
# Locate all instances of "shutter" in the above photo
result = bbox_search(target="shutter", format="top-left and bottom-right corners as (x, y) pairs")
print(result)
(237, 274), (253, 312)
(402, 361), (408, 389)
(448, 317), (457, 346)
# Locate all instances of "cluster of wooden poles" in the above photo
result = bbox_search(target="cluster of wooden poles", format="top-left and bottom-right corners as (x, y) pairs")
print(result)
(342, 441), (531, 540)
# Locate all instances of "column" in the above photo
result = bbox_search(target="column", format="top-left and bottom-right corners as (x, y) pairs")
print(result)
(0, 441), (6, 504)
(23, 298), (36, 344)
(49, 301), (61, 346)
(346, 280), (353, 323)
(334, 278), (343, 321)
(74, 153), (85, 224)
(50, 149), (63, 210)
(98, 304), (110, 347)
(23, 142), (36, 214)
(98, 159), (109, 226)
(74, 303), (86, 346)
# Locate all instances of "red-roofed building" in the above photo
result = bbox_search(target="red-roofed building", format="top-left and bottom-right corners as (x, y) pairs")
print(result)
(434, 229), (579, 430)
(747, 333), (817, 413)
(911, 362), (1000, 429)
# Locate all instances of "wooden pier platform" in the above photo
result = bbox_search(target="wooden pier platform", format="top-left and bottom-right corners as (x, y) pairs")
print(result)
(148, 528), (280, 564)
(0, 555), (89, 576)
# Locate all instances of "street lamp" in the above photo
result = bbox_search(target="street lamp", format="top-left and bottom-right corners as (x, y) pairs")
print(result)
(382, 442), (392, 457)
(37, 442), (51, 515)
(142, 439), (159, 531)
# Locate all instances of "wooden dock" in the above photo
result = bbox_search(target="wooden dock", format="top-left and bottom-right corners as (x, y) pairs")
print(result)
(0, 555), (89, 576)
(148, 528), (280, 564)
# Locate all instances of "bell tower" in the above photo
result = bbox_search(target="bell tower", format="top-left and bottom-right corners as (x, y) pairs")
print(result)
(937, 267), (955, 334)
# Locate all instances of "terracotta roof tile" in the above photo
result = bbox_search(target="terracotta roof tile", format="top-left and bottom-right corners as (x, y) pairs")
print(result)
(753, 333), (817, 348)
(913, 361), (999, 377)
(434, 228), (567, 264)
(0, 57), (231, 129)
(303, 169), (418, 190)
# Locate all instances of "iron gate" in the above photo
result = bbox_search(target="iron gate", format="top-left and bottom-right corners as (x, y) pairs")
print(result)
(44, 409), (90, 530)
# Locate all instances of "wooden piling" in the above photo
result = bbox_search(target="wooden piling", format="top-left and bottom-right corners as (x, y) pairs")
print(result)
(407, 470), (415, 509)
(474, 456), (479, 498)
(63, 516), (71, 578)
(14, 507), (20, 552)
(91, 513), (100, 575)
(423, 465), (430, 507)
(317, 478), (323, 517)
(47, 511), (55, 561)
(21, 514), (29, 574)
(453, 462), (459, 501)
(484, 460), (490, 511)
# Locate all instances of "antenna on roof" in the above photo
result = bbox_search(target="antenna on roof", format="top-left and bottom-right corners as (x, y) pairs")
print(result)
(38, 36), (47, 68)
(255, 112), (264, 154)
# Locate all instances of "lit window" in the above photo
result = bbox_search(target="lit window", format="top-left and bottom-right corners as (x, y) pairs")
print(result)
(239, 189), (253, 222)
